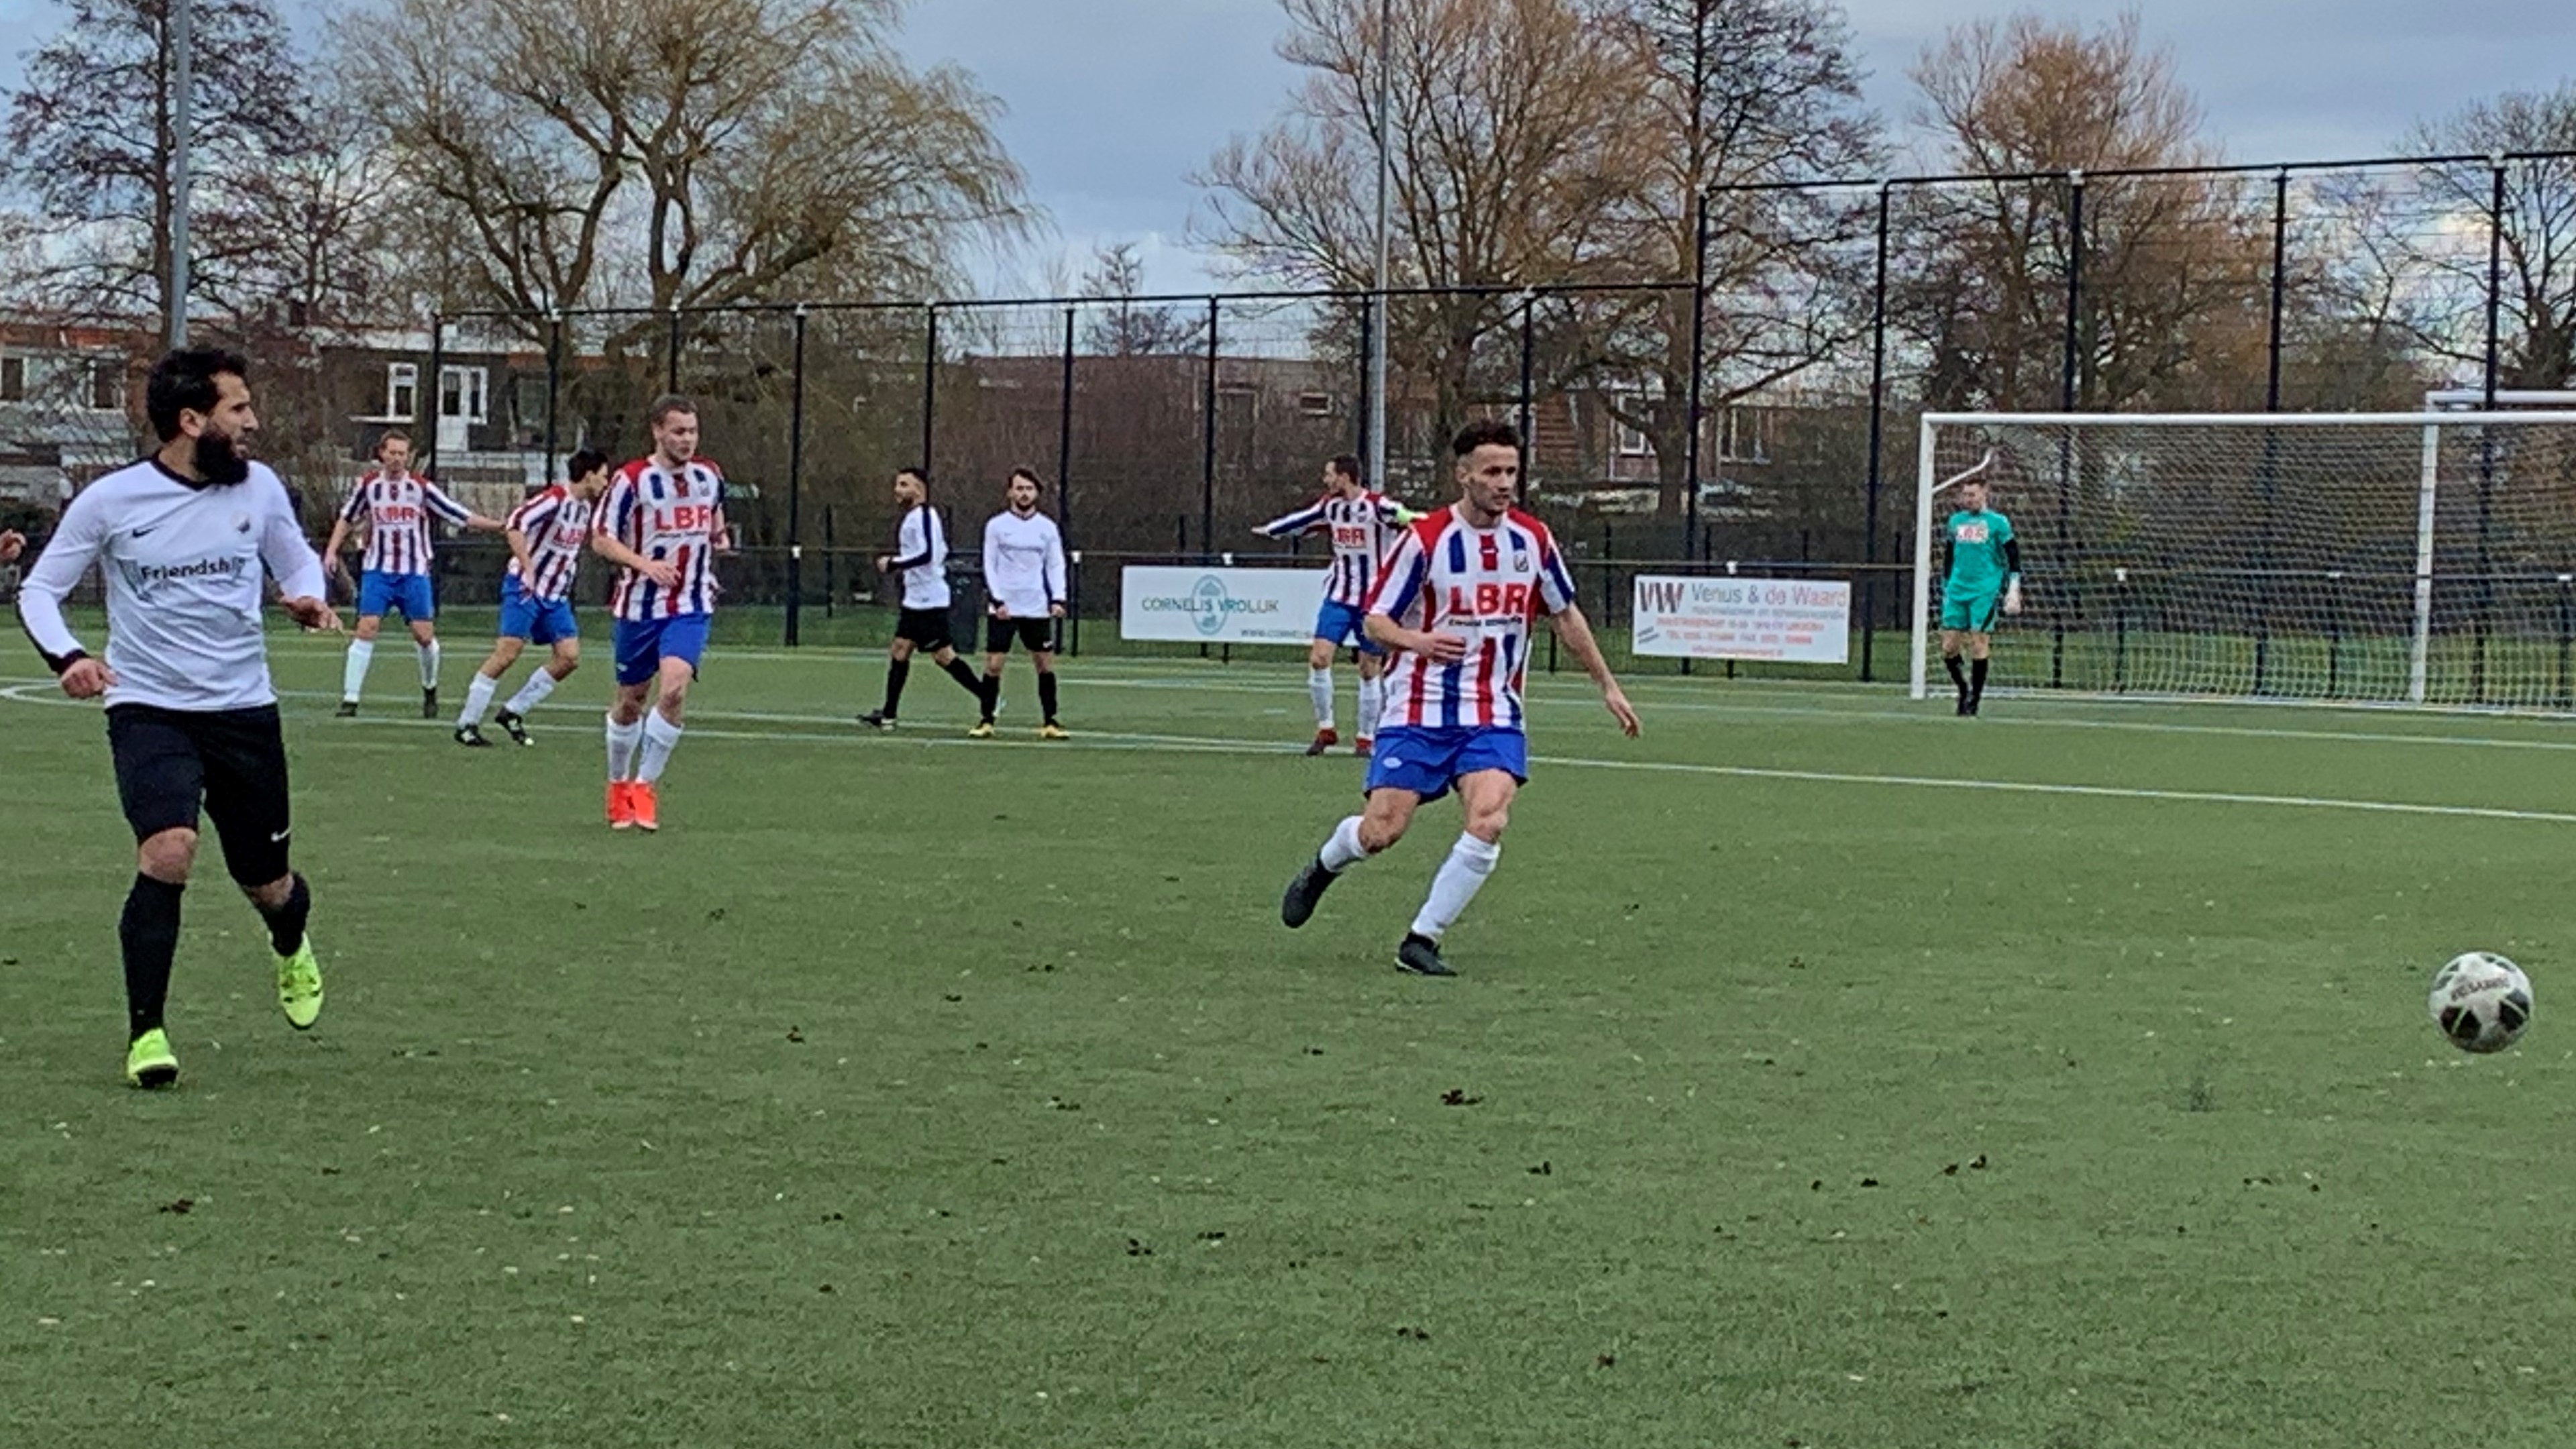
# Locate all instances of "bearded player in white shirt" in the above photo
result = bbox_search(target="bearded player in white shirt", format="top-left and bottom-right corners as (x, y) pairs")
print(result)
(857, 466), (989, 730)
(1279, 419), (1638, 978)
(14, 349), (337, 1087)
(971, 468), (1069, 740)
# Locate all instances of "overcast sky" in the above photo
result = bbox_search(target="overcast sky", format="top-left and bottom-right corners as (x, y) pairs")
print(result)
(3, 0), (2571, 292)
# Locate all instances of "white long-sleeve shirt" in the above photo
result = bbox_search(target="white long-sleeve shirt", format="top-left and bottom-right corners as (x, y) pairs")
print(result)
(981, 508), (1065, 617)
(15, 457), (325, 712)
(889, 504), (952, 610)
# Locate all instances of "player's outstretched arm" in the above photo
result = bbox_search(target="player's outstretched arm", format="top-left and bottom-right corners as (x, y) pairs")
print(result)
(1548, 603), (1640, 737)
(15, 489), (114, 696)
(1255, 500), (1328, 539)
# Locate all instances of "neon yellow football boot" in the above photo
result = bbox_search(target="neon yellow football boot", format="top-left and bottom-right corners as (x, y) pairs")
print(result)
(276, 936), (324, 1030)
(125, 1028), (178, 1089)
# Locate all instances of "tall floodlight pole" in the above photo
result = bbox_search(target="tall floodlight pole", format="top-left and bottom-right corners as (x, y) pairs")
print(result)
(167, 0), (194, 349)
(1366, 0), (1393, 493)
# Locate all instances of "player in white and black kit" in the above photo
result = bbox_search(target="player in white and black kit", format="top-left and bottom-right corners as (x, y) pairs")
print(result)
(13, 349), (337, 1087)
(857, 467), (987, 730)
(971, 468), (1069, 739)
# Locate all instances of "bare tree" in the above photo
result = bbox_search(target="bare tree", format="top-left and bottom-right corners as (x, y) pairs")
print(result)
(1898, 11), (2271, 411)
(1078, 243), (1203, 356)
(332, 0), (1030, 335)
(1582, 0), (1881, 519)
(2393, 89), (2576, 390)
(1195, 0), (1644, 454)
(3, 0), (313, 336)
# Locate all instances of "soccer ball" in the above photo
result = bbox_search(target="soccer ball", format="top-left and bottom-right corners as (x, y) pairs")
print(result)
(2428, 952), (2533, 1055)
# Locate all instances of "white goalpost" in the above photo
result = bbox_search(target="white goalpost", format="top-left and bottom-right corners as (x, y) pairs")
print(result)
(1913, 404), (2576, 709)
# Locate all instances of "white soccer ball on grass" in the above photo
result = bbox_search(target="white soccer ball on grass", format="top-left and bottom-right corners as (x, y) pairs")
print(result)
(2428, 951), (2532, 1055)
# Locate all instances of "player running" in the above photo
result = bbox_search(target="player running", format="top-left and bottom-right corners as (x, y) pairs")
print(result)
(454, 449), (613, 747)
(1279, 419), (1639, 977)
(971, 468), (1069, 740)
(323, 429), (504, 718)
(590, 396), (729, 831)
(1254, 454), (1413, 756)
(1937, 455), (2023, 716)
(14, 347), (337, 1087)
(857, 466), (988, 730)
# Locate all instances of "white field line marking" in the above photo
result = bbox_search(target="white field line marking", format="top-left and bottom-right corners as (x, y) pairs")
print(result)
(15, 682), (2560, 826)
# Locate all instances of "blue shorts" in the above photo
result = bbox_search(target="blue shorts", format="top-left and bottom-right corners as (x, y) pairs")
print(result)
(1313, 599), (1385, 655)
(358, 570), (435, 622)
(1363, 724), (1529, 803)
(498, 575), (578, 646)
(612, 613), (712, 687)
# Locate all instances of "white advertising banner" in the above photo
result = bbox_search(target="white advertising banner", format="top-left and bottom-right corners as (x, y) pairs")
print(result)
(1631, 574), (1852, 664)
(1121, 566), (1328, 645)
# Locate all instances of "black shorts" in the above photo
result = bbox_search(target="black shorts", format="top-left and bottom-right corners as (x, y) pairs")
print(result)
(895, 606), (956, 652)
(985, 616), (1057, 655)
(106, 704), (294, 888)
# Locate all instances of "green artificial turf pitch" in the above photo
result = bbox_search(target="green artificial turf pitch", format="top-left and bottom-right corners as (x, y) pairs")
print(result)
(3, 623), (2574, 1446)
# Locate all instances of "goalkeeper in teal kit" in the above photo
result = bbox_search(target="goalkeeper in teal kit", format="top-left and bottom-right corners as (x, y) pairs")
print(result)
(1939, 473), (2023, 716)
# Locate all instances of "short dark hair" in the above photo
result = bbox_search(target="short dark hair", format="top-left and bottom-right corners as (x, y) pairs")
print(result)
(896, 466), (929, 488)
(568, 447), (612, 481)
(648, 393), (697, 427)
(1451, 418), (1521, 460)
(1328, 454), (1362, 484)
(145, 348), (249, 443)
(378, 427), (412, 449)
(1009, 466), (1043, 489)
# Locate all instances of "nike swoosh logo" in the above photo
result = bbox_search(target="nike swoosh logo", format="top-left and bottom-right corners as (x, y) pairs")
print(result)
(133, 525), (160, 537)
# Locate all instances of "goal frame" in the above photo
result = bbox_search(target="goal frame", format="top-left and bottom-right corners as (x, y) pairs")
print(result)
(1911, 407), (2576, 705)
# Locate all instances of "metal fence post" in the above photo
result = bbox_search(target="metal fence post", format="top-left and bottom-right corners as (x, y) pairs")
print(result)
(1202, 297), (1220, 559)
(541, 312), (561, 487)
(921, 304), (939, 480)
(1516, 290), (1536, 466)
(2051, 168), (2085, 689)
(1860, 182), (1891, 682)
(2476, 155), (2507, 700)
(665, 308), (681, 396)
(785, 304), (808, 647)
(1684, 196), (1709, 563)
(421, 315), (445, 477)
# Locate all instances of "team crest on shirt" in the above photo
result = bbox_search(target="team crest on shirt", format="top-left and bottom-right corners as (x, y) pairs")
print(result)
(1956, 521), (1989, 543)
(233, 513), (252, 534)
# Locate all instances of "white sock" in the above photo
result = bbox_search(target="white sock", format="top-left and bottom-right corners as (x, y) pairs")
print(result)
(637, 713), (684, 784)
(419, 640), (441, 690)
(457, 673), (498, 728)
(606, 713), (643, 782)
(504, 669), (559, 716)
(341, 639), (375, 702)
(1308, 666), (1336, 731)
(1410, 833), (1501, 941)
(1357, 675), (1383, 738)
(1318, 814), (1371, 873)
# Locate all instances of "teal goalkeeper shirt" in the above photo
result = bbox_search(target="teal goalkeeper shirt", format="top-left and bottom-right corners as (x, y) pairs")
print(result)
(1944, 508), (2015, 596)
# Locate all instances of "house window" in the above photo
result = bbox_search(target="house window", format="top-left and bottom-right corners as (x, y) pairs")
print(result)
(85, 359), (123, 412)
(1719, 405), (1770, 464)
(0, 356), (23, 402)
(1613, 404), (1653, 458)
(1298, 390), (1334, 417)
(386, 362), (419, 419)
(439, 365), (488, 424)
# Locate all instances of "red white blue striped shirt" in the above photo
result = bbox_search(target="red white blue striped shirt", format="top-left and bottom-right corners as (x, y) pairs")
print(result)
(1258, 490), (1407, 606)
(337, 470), (473, 576)
(1364, 506), (1578, 731)
(600, 457), (726, 620)
(504, 485), (594, 602)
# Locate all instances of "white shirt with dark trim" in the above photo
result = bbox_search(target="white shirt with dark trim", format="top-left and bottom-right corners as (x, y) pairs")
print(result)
(981, 508), (1065, 617)
(15, 458), (325, 712)
(891, 504), (952, 610)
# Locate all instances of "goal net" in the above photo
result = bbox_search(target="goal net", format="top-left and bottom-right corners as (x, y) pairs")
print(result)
(1913, 408), (2576, 708)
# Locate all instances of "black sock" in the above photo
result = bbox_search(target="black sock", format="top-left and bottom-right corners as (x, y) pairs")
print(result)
(980, 672), (1002, 722)
(1943, 655), (1968, 694)
(1038, 672), (1060, 724)
(1970, 656), (1990, 702)
(943, 657), (983, 696)
(119, 875), (185, 1039)
(881, 657), (910, 716)
(255, 872), (311, 957)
